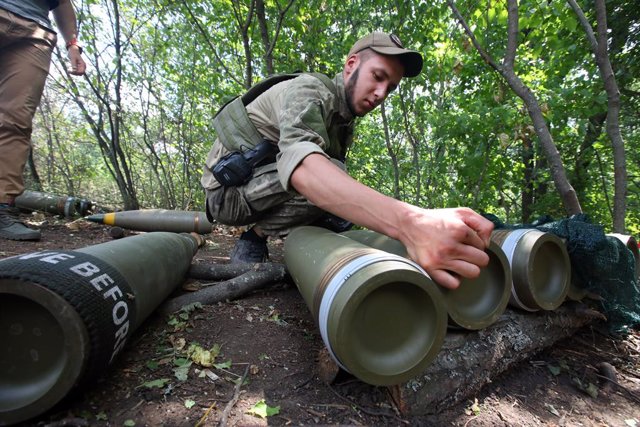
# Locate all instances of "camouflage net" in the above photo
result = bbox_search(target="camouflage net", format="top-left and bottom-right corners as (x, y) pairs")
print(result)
(485, 213), (640, 334)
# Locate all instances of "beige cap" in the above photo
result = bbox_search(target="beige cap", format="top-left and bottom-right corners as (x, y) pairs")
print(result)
(348, 31), (423, 77)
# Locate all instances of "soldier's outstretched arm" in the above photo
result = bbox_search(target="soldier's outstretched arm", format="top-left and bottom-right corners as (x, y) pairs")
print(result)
(290, 153), (494, 289)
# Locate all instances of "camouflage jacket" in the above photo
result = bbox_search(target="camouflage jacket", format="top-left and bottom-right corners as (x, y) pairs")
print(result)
(201, 73), (355, 191)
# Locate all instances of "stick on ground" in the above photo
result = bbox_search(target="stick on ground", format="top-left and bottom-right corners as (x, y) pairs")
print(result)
(160, 262), (287, 315)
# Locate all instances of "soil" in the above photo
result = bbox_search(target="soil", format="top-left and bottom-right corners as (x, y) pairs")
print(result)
(2, 212), (640, 427)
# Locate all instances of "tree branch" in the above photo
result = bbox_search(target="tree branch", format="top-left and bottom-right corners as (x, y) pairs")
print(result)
(181, 1), (242, 87)
(160, 263), (287, 315)
(566, 0), (598, 51)
(503, 0), (518, 69)
(446, 0), (501, 73)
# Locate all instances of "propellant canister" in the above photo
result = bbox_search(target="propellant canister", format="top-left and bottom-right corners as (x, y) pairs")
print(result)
(0, 232), (204, 426)
(86, 209), (214, 234)
(15, 190), (78, 218)
(606, 233), (640, 281)
(491, 228), (570, 311)
(284, 226), (447, 386)
(341, 229), (511, 330)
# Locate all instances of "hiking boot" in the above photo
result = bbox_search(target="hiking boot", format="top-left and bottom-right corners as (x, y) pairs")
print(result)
(0, 205), (41, 241)
(229, 229), (269, 263)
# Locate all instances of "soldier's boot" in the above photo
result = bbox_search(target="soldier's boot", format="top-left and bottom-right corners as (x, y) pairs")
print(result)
(0, 204), (41, 241)
(229, 228), (269, 263)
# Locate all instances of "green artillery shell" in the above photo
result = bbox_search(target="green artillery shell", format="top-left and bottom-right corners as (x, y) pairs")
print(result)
(0, 232), (202, 425)
(285, 226), (447, 386)
(341, 229), (511, 330)
(86, 209), (213, 234)
(491, 229), (570, 311)
(15, 190), (77, 218)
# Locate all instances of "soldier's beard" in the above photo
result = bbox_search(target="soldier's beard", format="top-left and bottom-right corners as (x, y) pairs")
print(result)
(344, 67), (361, 116)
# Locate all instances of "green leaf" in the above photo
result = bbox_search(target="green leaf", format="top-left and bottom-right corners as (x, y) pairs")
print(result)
(174, 361), (192, 381)
(138, 378), (170, 389)
(187, 343), (221, 367)
(184, 399), (196, 409)
(146, 360), (159, 371)
(180, 302), (203, 313)
(96, 412), (108, 421)
(247, 399), (280, 418)
(213, 359), (232, 369)
(123, 420), (136, 427)
(174, 357), (190, 367)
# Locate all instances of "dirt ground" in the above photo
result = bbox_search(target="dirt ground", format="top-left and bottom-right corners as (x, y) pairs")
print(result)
(2, 212), (640, 427)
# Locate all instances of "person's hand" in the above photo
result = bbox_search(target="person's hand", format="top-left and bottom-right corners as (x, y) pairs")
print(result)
(399, 207), (494, 289)
(67, 45), (86, 76)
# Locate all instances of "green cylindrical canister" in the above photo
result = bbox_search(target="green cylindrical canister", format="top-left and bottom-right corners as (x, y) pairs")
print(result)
(85, 209), (214, 234)
(14, 190), (77, 218)
(606, 233), (640, 281)
(566, 275), (588, 301)
(0, 232), (203, 425)
(342, 230), (510, 330)
(340, 229), (409, 257)
(491, 228), (570, 311)
(285, 226), (447, 386)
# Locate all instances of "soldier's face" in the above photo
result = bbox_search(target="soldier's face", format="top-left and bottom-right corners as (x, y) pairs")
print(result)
(344, 52), (404, 117)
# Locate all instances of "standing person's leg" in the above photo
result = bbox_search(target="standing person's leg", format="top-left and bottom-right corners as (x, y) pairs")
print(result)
(0, 10), (56, 240)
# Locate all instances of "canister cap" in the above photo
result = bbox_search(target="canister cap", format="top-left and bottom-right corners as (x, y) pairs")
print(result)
(445, 241), (510, 329)
(325, 259), (447, 385)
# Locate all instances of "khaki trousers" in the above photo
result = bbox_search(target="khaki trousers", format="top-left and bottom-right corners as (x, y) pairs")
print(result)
(205, 163), (324, 237)
(0, 8), (56, 204)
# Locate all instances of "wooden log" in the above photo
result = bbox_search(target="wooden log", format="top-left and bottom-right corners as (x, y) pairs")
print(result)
(188, 262), (260, 280)
(159, 262), (287, 315)
(387, 302), (602, 415)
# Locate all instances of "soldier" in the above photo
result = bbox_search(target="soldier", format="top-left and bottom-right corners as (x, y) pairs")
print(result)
(0, 0), (86, 241)
(202, 31), (493, 289)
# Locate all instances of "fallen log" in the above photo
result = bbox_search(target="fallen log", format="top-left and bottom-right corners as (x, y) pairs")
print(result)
(160, 262), (287, 315)
(387, 301), (602, 415)
(187, 262), (261, 281)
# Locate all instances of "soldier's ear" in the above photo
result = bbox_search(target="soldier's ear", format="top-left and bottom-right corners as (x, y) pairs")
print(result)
(344, 54), (360, 77)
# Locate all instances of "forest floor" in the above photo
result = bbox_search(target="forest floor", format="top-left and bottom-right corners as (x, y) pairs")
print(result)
(2, 212), (640, 427)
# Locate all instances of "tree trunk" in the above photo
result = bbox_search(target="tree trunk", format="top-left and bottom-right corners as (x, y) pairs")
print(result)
(574, 112), (607, 197)
(231, 0), (256, 89)
(26, 148), (42, 192)
(522, 133), (534, 223)
(568, 0), (627, 232)
(380, 102), (401, 200)
(388, 303), (601, 415)
(448, 0), (583, 216)
(255, 0), (274, 75)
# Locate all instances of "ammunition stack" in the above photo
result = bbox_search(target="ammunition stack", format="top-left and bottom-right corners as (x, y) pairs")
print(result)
(284, 226), (597, 386)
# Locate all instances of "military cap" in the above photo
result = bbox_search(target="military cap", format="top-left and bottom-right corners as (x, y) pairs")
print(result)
(348, 31), (423, 77)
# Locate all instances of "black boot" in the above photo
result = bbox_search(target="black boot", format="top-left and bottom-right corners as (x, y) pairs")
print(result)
(229, 228), (269, 263)
(0, 204), (41, 241)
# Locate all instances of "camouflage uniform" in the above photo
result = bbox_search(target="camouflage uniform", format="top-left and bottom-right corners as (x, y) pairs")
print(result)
(201, 73), (354, 237)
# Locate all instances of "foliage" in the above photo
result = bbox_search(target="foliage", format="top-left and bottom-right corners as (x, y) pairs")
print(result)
(29, 0), (639, 233)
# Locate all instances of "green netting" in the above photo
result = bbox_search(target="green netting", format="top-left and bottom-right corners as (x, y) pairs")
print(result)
(485, 213), (640, 333)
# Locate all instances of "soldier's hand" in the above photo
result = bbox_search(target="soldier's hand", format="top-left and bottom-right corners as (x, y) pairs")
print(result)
(399, 207), (494, 289)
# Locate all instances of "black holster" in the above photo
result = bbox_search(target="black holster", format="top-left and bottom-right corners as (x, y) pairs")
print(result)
(212, 139), (278, 187)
